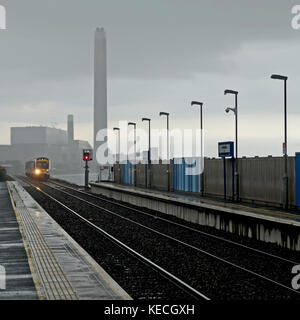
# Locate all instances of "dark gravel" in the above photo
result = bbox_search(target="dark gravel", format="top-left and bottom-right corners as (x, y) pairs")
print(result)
(25, 180), (300, 300)
(25, 186), (197, 300)
(49, 181), (300, 289)
(52, 178), (300, 263)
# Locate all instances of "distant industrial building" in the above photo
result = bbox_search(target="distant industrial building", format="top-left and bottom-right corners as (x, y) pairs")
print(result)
(11, 126), (68, 146)
(0, 115), (93, 174)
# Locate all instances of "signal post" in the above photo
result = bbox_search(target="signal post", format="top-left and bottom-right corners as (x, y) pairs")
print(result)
(83, 149), (93, 190)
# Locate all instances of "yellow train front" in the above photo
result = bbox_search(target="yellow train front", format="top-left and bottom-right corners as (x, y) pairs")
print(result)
(25, 157), (50, 180)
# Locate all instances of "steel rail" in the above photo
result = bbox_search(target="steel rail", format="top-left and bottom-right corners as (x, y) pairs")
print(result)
(48, 179), (299, 266)
(22, 177), (210, 301)
(39, 180), (300, 296)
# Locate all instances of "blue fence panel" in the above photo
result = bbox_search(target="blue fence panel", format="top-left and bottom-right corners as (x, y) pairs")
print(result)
(184, 161), (189, 192)
(121, 163), (127, 184)
(172, 157), (201, 193)
(121, 161), (135, 185)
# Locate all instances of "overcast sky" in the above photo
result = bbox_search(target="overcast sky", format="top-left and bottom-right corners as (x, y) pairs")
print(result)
(1, 0), (300, 157)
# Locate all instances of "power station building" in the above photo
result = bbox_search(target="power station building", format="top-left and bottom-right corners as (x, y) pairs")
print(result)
(11, 126), (68, 146)
(0, 115), (92, 174)
(0, 27), (108, 175)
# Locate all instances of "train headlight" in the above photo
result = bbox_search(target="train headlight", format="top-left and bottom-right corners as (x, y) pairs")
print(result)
(35, 169), (41, 175)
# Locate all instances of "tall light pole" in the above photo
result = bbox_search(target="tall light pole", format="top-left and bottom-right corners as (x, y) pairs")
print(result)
(128, 122), (137, 186)
(191, 101), (204, 196)
(271, 74), (288, 209)
(142, 118), (151, 188)
(113, 127), (121, 184)
(159, 112), (170, 192)
(224, 89), (239, 201)
(113, 127), (120, 163)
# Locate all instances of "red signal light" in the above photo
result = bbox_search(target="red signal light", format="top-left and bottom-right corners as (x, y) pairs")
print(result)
(83, 149), (92, 161)
(83, 153), (90, 161)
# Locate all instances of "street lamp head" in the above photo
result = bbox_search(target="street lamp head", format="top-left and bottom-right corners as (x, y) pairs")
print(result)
(225, 107), (236, 114)
(159, 112), (169, 116)
(191, 101), (203, 107)
(224, 89), (238, 96)
(113, 127), (120, 131)
(142, 118), (150, 122)
(128, 122), (136, 126)
(271, 74), (288, 81)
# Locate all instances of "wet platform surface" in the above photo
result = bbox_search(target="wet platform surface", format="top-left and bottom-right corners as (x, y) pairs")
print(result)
(0, 182), (38, 300)
(3, 181), (131, 300)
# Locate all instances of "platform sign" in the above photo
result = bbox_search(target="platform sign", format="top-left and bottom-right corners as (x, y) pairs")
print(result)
(218, 141), (234, 158)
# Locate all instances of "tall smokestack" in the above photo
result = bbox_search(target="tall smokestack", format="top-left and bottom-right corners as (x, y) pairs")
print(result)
(94, 27), (107, 164)
(67, 114), (74, 145)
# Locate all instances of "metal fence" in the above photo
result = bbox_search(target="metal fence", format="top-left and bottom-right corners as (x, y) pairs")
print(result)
(121, 161), (135, 185)
(113, 155), (299, 208)
(172, 157), (201, 193)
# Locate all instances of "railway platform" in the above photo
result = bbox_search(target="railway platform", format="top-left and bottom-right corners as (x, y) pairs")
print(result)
(90, 182), (300, 225)
(90, 181), (300, 251)
(0, 182), (37, 299)
(0, 180), (131, 300)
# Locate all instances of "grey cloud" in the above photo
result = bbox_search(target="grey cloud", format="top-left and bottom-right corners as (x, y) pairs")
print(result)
(1, 0), (300, 156)
(0, 0), (297, 82)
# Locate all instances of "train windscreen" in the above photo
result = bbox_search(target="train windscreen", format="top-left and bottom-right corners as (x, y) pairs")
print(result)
(36, 162), (49, 169)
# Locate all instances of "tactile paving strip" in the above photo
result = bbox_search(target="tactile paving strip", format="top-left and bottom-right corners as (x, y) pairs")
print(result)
(8, 183), (78, 300)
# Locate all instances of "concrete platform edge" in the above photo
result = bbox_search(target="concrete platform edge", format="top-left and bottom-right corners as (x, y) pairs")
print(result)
(6, 181), (44, 300)
(90, 182), (300, 251)
(8, 181), (132, 300)
(91, 182), (300, 228)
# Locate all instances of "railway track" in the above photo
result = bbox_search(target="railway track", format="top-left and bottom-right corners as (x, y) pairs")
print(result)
(16, 176), (210, 300)
(17, 176), (300, 300)
(49, 179), (300, 266)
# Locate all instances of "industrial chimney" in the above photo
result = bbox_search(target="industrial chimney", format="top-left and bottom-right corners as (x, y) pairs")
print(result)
(67, 114), (74, 145)
(94, 27), (107, 164)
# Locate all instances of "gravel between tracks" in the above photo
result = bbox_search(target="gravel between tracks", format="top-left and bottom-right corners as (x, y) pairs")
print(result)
(25, 182), (300, 300)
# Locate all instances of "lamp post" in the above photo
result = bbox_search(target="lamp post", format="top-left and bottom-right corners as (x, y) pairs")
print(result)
(113, 127), (121, 184)
(142, 118), (151, 188)
(191, 101), (204, 196)
(224, 89), (239, 201)
(159, 112), (170, 192)
(271, 74), (288, 209)
(128, 122), (137, 187)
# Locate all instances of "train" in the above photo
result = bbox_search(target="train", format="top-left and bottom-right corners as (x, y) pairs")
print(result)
(25, 157), (50, 180)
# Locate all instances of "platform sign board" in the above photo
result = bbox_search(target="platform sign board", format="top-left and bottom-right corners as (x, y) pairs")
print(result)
(218, 141), (234, 158)
(219, 141), (234, 201)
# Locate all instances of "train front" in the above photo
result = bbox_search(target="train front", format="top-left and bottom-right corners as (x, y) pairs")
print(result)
(34, 157), (50, 180)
